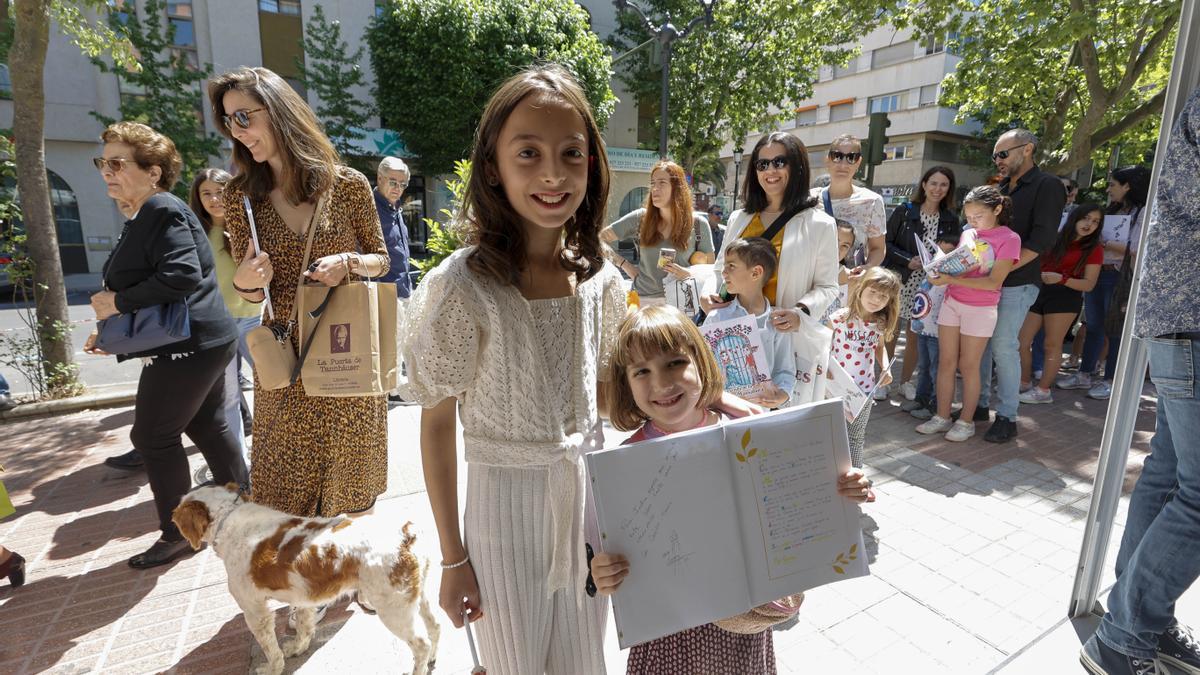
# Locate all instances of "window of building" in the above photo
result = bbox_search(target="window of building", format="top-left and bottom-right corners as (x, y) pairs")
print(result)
(375, 0), (387, 17)
(868, 93), (903, 114)
(920, 84), (939, 107)
(925, 37), (945, 55)
(829, 102), (854, 123)
(259, 0), (301, 15)
(619, 188), (649, 218)
(871, 41), (913, 69)
(0, 64), (10, 99)
(832, 56), (857, 79)
(1, 171), (88, 274)
(927, 140), (960, 162)
(170, 18), (195, 46)
(795, 108), (817, 127)
(167, 2), (191, 17)
(883, 144), (913, 161)
(808, 151), (827, 169)
(284, 77), (307, 99)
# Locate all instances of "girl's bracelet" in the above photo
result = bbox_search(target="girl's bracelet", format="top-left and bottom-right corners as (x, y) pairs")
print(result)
(441, 554), (471, 569)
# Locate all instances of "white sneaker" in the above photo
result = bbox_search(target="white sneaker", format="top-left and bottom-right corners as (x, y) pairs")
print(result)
(873, 384), (890, 401)
(900, 380), (917, 401)
(1088, 381), (1113, 400)
(288, 603), (328, 631)
(1057, 372), (1093, 390)
(916, 415), (953, 435)
(1019, 387), (1054, 404)
(944, 420), (976, 442)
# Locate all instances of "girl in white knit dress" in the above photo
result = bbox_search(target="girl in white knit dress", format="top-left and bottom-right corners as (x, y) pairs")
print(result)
(400, 66), (626, 674)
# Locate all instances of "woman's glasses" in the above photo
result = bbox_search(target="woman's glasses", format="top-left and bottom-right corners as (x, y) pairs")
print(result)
(93, 157), (134, 173)
(221, 107), (268, 131)
(828, 150), (862, 164)
(754, 156), (788, 172)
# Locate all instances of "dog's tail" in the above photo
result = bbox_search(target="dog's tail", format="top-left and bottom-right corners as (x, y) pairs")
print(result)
(401, 521), (417, 550)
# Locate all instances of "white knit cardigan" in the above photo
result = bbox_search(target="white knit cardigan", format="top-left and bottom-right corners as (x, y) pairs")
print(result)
(399, 248), (626, 594)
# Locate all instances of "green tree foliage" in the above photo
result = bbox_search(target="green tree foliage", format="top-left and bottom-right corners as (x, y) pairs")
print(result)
(413, 160), (470, 280)
(9, 0), (138, 394)
(298, 4), (372, 160)
(367, 0), (615, 175)
(90, 0), (220, 197)
(896, 0), (1180, 174)
(609, 0), (887, 173)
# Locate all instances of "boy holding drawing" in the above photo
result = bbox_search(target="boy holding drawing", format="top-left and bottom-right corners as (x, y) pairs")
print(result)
(707, 237), (796, 409)
(589, 305), (871, 674)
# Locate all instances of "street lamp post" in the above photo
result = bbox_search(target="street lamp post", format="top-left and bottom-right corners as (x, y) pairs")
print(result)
(613, 0), (714, 159)
(732, 146), (743, 210)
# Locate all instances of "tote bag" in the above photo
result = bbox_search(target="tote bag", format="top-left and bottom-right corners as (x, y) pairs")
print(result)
(297, 278), (399, 397)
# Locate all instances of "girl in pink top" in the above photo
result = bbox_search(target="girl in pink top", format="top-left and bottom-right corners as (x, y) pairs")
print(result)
(916, 185), (1021, 442)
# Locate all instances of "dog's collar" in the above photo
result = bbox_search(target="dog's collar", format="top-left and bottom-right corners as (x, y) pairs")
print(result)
(208, 489), (245, 553)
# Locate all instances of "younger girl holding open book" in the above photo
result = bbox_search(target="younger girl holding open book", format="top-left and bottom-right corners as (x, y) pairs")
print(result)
(590, 305), (871, 674)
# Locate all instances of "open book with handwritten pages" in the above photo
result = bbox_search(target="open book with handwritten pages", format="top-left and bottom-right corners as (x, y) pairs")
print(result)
(586, 400), (869, 648)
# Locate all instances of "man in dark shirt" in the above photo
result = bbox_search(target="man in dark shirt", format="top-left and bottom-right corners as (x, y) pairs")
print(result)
(373, 156), (413, 300)
(976, 129), (1065, 442)
(373, 157), (413, 404)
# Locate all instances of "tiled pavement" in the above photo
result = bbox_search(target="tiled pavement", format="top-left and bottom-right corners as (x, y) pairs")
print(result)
(0, 376), (1190, 674)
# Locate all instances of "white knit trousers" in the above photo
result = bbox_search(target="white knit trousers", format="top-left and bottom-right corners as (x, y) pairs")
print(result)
(464, 464), (609, 675)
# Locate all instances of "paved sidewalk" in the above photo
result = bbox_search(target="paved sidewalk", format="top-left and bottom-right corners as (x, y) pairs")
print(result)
(1, 379), (1194, 674)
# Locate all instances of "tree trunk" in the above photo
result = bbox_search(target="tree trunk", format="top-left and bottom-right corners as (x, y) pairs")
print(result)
(11, 0), (79, 392)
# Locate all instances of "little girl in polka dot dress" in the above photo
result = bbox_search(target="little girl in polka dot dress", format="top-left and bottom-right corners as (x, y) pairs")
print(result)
(827, 267), (902, 473)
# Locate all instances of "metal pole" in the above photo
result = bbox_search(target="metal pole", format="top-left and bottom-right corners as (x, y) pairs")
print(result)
(1068, 0), (1199, 619)
(732, 161), (741, 210)
(659, 38), (672, 159)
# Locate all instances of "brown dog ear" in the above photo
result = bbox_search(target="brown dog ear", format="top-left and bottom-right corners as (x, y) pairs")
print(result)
(172, 500), (212, 550)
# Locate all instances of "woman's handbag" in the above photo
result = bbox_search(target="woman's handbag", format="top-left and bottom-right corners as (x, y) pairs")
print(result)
(688, 217), (714, 265)
(94, 219), (191, 355)
(0, 466), (14, 521)
(94, 301), (191, 355)
(713, 593), (804, 634)
(243, 194), (327, 390)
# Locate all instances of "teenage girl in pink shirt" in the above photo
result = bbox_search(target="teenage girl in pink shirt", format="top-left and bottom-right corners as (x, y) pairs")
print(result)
(916, 185), (1022, 442)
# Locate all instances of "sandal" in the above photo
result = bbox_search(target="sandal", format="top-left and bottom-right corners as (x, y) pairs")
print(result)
(128, 538), (198, 569)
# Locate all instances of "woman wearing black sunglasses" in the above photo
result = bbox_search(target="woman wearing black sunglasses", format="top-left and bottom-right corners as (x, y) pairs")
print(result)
(87, 121), (247, 569)
(207, 68), (390, 617)
(702, 132), (840, 405)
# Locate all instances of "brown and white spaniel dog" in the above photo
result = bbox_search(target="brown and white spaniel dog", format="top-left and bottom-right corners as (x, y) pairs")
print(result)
(172, 484), (440, 675)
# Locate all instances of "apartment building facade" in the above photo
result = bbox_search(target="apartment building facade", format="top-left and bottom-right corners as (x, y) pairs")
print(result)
(722, 26), (991, 211)
(1, 0), (652, 277)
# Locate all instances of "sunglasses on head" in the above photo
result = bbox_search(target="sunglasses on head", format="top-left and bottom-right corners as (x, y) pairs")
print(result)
(221, 107), (268, 131)
(754, 156), (788, 172)
(93, 157), (135, 173)
(828, 150), (862, 163)
(992, 142), (1030, 161)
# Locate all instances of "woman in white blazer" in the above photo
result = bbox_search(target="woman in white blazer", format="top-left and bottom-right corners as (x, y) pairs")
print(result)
(702, 132), (840, 404)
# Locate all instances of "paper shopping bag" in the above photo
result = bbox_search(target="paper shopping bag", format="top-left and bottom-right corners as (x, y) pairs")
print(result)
(297, 279), (398, 397)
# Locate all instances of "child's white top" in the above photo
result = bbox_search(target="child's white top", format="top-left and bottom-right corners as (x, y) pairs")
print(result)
(707, 297), (797, 400)
(829, 307), (883, 393)
(399, 248), (626, 593)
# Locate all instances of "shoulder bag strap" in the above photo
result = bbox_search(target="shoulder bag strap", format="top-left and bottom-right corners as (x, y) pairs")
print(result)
(271, 193), (329, 338)
(822, 189), (834, 218)
(759, 205), (803, 244)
